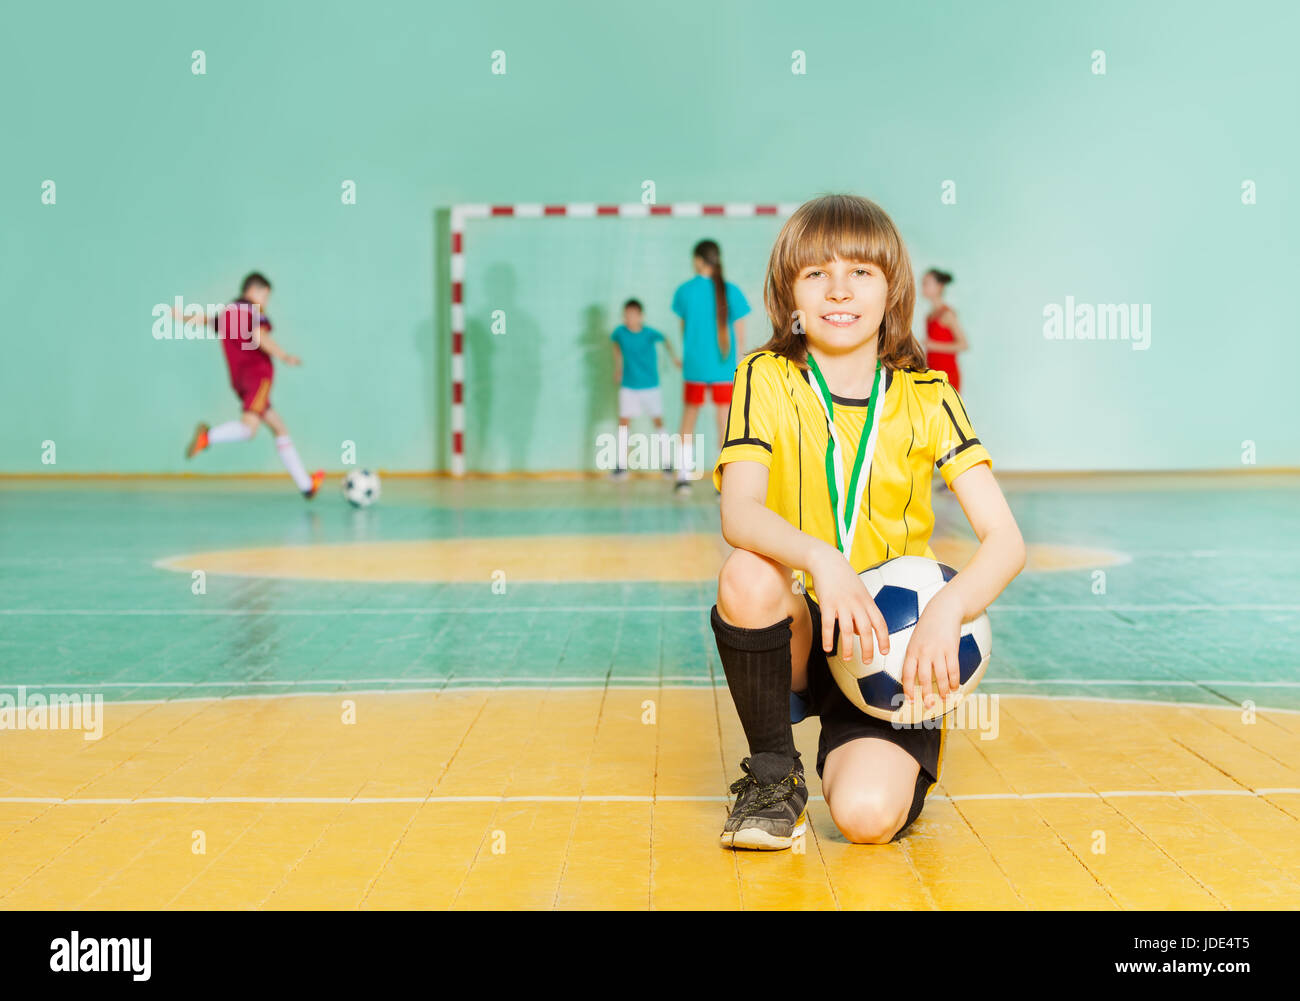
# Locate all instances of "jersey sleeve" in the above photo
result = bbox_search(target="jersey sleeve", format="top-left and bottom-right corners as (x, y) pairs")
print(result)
(727, 283), (752, 322)
(671, 283), (686, 319)
(712, 353), (782, 491)
(929, 376), (992, 487)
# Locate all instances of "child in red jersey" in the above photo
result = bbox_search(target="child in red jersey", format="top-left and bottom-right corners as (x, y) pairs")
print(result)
(921, 269), (968, 391)
(181, 272), (325, 498)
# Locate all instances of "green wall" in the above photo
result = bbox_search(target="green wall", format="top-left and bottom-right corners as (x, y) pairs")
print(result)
(2, 0), (1296, 473)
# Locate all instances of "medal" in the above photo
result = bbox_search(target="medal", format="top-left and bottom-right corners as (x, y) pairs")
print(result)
(805, 352), (884, 562)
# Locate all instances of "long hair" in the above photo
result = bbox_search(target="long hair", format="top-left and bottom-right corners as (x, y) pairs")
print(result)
(692, 239), (730, 356)
(760, 195), (925, 371)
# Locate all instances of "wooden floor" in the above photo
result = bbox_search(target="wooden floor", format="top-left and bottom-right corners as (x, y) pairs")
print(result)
(2, 689), (1298, 909)
(2, 476), (1299, 909)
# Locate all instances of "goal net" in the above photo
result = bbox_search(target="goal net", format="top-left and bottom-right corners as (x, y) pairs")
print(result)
(449, 204), (795, 475)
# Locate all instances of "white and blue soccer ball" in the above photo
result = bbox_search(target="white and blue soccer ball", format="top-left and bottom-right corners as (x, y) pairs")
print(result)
(342, 468), (381, 508)
(828, 555), (992, 724)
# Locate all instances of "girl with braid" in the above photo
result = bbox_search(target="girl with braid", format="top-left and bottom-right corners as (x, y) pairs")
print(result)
(670, 239), (751, 493)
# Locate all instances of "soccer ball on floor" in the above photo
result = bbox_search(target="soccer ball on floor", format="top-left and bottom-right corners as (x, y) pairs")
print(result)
(342, 469), (381, 508)
(827, 555), (992, 724)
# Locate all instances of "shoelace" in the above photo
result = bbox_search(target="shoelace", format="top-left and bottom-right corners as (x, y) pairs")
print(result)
(729, 762), (802, 818)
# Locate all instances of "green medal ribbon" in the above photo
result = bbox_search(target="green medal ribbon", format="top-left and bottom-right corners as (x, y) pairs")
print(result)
(805, 353), (884, 559)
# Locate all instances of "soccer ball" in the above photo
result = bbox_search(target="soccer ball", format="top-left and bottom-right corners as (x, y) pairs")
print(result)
(827, 555), (992, 724)
(342, 469), (381, 508)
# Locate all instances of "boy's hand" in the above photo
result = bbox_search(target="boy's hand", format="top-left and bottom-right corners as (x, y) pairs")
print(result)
(806, 544), (890, 665)
(899, 589), (962, 708)
(283, 354), (301, 367)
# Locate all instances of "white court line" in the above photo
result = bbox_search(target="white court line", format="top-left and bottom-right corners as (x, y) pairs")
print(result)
(0, 607), (710, 615)
(0, 686), (1294, 717)
(0, 676), (717, 688)
(2, 789), (1297, 807)
(1, 603), (1298, 615)
(978, 679), (1300, 688)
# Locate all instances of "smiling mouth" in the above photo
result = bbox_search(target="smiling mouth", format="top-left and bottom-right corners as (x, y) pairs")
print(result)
(821, 313), (860, 327)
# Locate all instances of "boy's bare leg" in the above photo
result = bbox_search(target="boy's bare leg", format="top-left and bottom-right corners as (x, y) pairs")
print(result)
(821, 738), (921, 844)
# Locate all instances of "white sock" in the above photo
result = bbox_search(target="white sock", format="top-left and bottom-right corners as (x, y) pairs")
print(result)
(275, 436), (313, 492)
(677, 439), (694, 482)
(208, 420), (254, 444)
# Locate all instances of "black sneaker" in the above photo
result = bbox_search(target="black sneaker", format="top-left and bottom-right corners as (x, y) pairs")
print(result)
(720, 752), (808, 850)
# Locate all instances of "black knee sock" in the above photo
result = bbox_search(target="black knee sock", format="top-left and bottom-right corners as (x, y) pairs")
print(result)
(710, 606), (797, 762)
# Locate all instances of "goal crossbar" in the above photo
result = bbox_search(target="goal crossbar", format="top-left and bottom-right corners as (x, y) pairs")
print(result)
(448, 202), (798, 476)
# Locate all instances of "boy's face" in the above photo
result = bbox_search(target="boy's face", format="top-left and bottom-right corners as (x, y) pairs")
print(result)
(921, 272), (939, 299)
(245, 284), (271, 308)
(793, 257), (888, 354)
(623, 307), (643, 330)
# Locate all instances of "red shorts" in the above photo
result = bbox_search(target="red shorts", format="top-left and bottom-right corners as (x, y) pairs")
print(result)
(683, 382), (732, 406)
(234, 374), (272, 415)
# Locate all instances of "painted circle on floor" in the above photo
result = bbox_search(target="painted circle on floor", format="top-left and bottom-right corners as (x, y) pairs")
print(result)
(155, 534), (1128, 582)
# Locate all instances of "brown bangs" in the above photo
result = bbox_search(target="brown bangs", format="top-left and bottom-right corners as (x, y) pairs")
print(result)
(760, 194), (926, 372)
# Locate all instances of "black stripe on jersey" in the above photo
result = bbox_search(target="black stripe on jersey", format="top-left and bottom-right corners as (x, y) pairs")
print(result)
(780, 357), (804, 532)
(722, 354), (773, 452)
(863, 372), (895, 557)
(936, 438), (982, 468)
(743, 357), (756, 437)
(798, 366), (878, 407)
(722, 436), (773, 452)
(721, 376), (737, 444)
(912, 377), (944, 385)
(900, 385), (917, 555)
(935, 398), (978, 468)
(954, 390), (972, 428)
(940, 399), (972, 442)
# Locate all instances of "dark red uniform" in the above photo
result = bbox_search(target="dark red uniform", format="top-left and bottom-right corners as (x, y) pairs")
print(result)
(925, 307), (960, 392)
(216, 300), (274, 414)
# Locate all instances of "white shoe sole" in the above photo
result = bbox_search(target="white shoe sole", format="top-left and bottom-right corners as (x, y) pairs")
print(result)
(720, 814), (807, 851)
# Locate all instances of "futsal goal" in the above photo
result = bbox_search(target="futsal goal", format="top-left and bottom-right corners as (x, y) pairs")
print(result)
(446, 202), (797, 476)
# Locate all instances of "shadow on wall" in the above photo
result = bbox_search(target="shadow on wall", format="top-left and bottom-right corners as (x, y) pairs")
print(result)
(581, 303), (613, 473)
(466, 263), (541, 472)
(411, 313), (436, 471)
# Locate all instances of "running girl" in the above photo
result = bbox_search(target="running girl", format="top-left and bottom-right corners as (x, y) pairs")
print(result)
(180, 272), (325, 498)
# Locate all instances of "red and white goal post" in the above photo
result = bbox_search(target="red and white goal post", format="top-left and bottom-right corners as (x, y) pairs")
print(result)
(448, 201), (799, 476)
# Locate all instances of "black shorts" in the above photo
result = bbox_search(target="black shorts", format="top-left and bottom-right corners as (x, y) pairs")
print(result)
(800, 591), (945, 839)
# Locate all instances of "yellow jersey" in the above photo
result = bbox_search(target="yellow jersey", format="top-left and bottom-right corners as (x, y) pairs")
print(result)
(713, 350), (992, 594)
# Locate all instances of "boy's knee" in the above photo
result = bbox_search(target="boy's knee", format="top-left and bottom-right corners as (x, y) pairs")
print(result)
(830, 791), (909, 845)
(717, 550), (788, 627)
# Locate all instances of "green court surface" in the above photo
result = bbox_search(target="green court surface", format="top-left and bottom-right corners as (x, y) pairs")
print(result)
(2, 475), (1297, 712)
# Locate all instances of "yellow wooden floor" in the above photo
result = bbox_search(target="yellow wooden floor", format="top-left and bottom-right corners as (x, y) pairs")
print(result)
(2, 689), (1298, 910)
(154, 535), (1126, 582)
